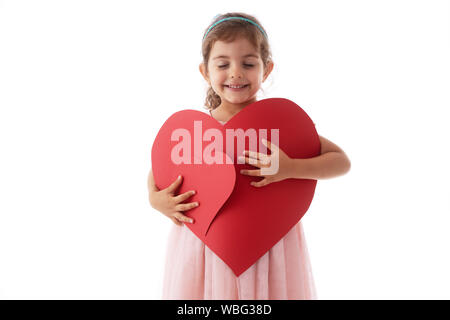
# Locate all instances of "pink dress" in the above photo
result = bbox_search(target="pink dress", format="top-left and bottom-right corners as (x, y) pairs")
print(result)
(161, 114), (317, 300)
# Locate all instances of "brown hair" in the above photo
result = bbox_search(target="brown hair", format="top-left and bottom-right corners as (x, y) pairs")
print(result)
(201, 12), (273, 110)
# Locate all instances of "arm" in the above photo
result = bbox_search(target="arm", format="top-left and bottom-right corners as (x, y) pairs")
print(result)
(147, 169), (158, 206)
(288, 135), (351, 180)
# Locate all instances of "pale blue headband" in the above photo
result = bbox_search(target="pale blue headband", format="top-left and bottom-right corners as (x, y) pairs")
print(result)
(203, 17), (268, 41)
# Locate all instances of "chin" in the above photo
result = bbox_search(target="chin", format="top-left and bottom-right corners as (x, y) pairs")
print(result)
(226, 97), (249, 104)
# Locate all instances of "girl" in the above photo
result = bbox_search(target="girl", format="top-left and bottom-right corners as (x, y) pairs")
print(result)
(148, 12), (351, 299)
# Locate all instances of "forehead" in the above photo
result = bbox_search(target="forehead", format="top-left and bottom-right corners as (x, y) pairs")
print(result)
(210, 37), (260, 60)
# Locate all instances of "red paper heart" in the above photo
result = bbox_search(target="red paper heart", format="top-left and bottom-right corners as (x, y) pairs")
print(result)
(151, 98), (320, 276)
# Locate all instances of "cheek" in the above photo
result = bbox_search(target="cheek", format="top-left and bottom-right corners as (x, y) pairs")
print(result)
(248, 68), (263, 80)
(211, 72), (226, 83)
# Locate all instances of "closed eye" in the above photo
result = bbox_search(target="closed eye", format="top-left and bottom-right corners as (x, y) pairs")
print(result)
(218, 64), (254, 68)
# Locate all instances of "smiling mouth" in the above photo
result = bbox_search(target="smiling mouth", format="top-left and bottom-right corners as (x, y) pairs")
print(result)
(224, 84), (249, 90)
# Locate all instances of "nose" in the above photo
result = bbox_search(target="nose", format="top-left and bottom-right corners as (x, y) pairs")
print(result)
(230, 64), (243, 79)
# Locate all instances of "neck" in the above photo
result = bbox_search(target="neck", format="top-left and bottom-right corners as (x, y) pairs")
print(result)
(214, 97), (257, 121)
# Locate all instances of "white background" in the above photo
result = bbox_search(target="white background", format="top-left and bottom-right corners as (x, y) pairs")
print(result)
(1, 0), (449, 299)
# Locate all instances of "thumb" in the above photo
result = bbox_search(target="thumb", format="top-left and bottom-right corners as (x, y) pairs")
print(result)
(166, 175), (182, 193)
(262, 138), (278, 151)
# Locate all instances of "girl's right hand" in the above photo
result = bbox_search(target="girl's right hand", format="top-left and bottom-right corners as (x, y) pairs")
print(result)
(149, 174), (199, 226)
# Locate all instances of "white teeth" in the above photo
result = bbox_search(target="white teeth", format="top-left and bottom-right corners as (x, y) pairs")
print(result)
(228, 85), (246, 88)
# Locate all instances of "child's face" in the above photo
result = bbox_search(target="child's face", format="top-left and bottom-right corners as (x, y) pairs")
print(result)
(200, 37), (273, 107)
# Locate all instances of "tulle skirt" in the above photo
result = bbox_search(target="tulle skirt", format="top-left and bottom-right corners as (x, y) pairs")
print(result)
(162, 220), (317, 300)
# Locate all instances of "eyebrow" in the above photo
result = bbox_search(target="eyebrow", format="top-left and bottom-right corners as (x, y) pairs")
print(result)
(212, 54), (259, 60)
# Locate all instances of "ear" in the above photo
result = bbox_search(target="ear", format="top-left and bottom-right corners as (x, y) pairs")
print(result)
(199, 62), (210, 84)
(262, 60), (274, 82)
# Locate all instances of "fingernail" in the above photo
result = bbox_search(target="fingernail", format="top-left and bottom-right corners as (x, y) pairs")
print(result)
(191, 190), (196, 195)
(195, 202), (199, 206)
(189, 219), (194, 223)
(178, 175), (181, 179)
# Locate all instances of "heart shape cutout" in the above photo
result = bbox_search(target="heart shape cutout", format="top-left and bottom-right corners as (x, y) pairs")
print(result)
(151, 98), (320, 276)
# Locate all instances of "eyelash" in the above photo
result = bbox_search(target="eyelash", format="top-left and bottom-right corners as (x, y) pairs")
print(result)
(218, 64), (254, 69)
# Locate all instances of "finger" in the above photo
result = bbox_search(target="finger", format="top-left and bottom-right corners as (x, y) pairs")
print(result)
(175, 201), (199, 212)
(243, 150), (270, 162)
(262, 138), (279, 151)
(251, 178), (270, 188)
(171, 217), (183, 226)
(166, 175), (183, 194)
(174, 190), (196, 203)
(174, 212), (194, 224)
(240, 168), (262, 177)
(238, 156), (271, 168)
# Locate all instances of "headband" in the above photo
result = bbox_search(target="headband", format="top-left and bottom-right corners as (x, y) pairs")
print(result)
(203, 17), (268, 41)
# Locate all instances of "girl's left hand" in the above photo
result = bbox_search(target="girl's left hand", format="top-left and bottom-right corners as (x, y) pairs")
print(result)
(239, 138), (294, 187)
